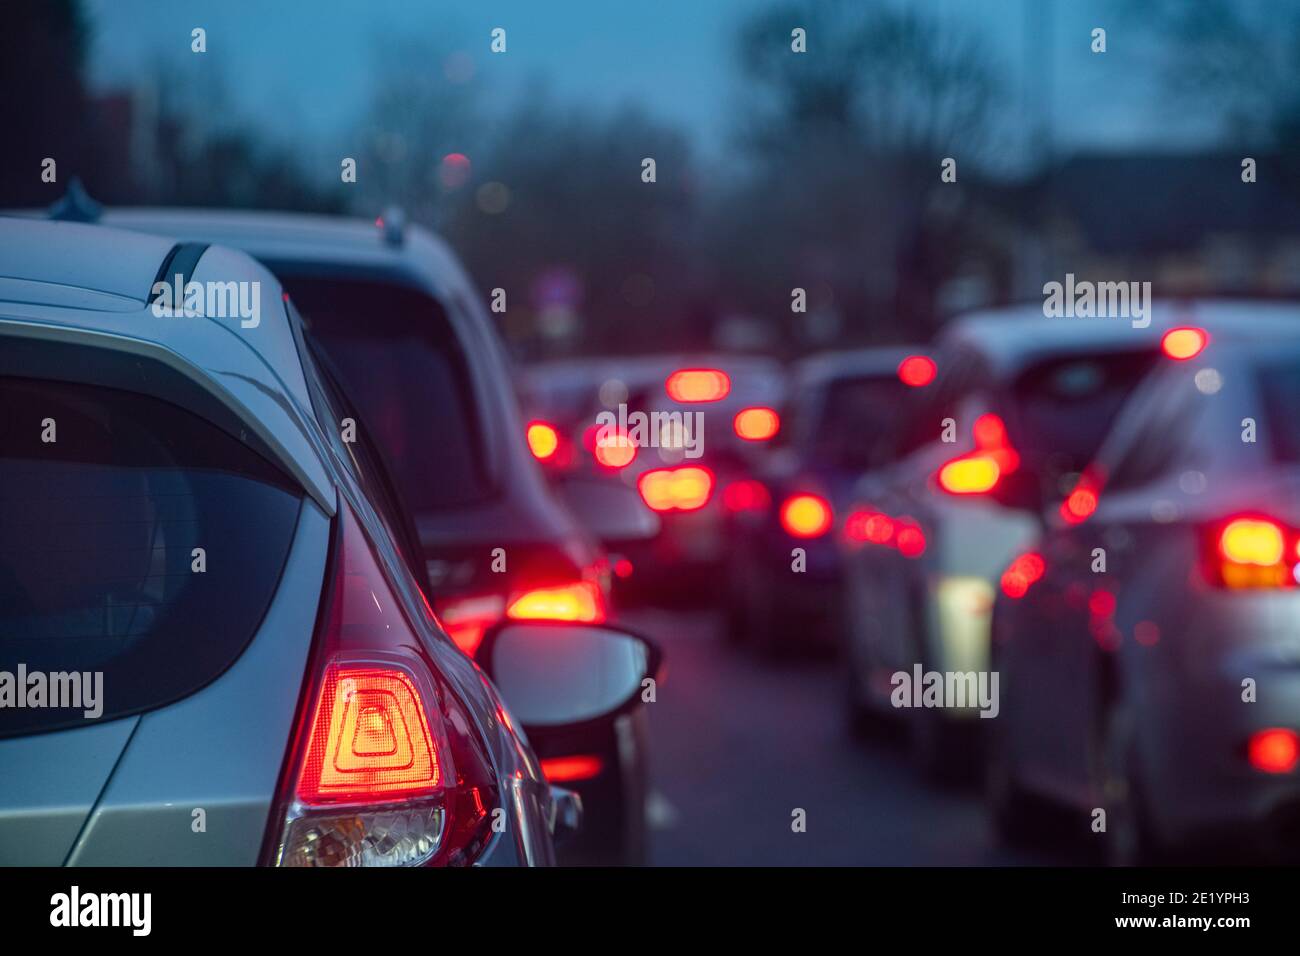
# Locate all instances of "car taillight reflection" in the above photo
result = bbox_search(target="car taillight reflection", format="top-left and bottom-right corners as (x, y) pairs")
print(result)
(638, 466), (714, 512)
(780, 493), (832, 538)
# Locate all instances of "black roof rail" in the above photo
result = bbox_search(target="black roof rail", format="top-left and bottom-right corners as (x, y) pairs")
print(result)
(47, 177), (103, 223)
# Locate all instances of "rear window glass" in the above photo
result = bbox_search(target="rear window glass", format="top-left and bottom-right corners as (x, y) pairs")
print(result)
(811, 376), (908, 469)
(1006, 351), (1155, 476)
(0, 377), (302, 737)
(276, 275), (488, 512)
(1257, 363), (1300, 463)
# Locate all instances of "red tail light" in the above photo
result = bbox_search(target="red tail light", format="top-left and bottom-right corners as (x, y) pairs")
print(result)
(723, 478), (771, 513)
(894, 518), (927, 558)
(1211, 516), (1298, 589)
(297, 665), (440, 803)
(1162, 327), (1208, 361)
(734, 407), (781, 441)
(433, 594), (506, 657)
(938, 455), (1001, 494)
(780, 493), (832, 538)
(526, 421), (560, 461)
(268, 503), (497, 867)
(540, 754), (605, 783)
(593, 428), (638, 469)
(937, 413), (1018, 495)
(1248, 728), (1300, 774)
(898, 355), (936, 387)
(666, 368), (730, 402)
(638, 466), (714, 512)
(844, 508), (896, 546)
(506, 581), (606, 623)
(1001, 551), (1046, 598)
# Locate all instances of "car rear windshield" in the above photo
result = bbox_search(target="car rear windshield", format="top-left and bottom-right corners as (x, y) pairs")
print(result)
(1007, 350), (1156, 473)
(0, 377), (302, 737)
(1256, 362), (1300, 463)
(811, 375), (908, 468)
(276, 275), (489, 512)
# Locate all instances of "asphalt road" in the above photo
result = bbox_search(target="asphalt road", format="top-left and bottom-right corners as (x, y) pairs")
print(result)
(624, 607), (1073, 866)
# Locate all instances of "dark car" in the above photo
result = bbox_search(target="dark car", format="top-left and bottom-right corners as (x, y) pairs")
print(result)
(524, 354), (786, 603)
(987, 306), (1300, 863)
(724, 348), (915, 655)
(96, 205), (653, 865)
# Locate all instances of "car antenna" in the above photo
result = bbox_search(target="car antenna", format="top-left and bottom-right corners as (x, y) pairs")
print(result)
(376, 205), (406, 247)
(48, 177), (103, 223)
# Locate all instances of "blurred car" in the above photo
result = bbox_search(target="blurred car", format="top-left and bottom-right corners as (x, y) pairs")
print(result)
(840, 306), (1170, 776)
(724, 348), (915, 655)
(987, 306), (1300, 863)
(0, 218), (657, 866)
(525, 353), (786, 603)
(92, 204), (652, 865)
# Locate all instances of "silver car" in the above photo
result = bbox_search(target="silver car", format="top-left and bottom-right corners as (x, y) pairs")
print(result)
(989, 312), (1300, 863)
(0, 218), (656, 866)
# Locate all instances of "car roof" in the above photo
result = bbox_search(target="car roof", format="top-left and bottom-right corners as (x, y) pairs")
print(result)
(0, 218), (334, 513)
(945, 299), (1300, 378)
(792, 347), (913, 388)
(99, 207), (469, 294)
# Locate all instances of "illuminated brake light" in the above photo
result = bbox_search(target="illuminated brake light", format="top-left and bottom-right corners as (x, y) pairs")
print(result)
(1248, 728), (1299, 774)
(1162, 327), (1208, 361)
(666, 368), (730, 402)
(540, 754), (605, 782)
(939, 456), (1000, 494)
(593, 429), (637, 468)
(895, 519), (926, 558)
(1061, 487), (1098, 524)
(1212, 517), (1296, 589)
(723, 478), (771, 513)
(734, 407), (781, 441)
(898, 355), (936, 387)
(938, 414), (1018, 494)
(638, 466), (714, 512)
(845, 508), (895, 546)
(1220, 518), (1285, 565)
(297, 664), (440, 803)
(1000, 552), (1046, 599)
(507, 581), (606, 623)
(526, 421), (560, 460)
(780, 494), (832, 538)
(271, 503), (498, 867)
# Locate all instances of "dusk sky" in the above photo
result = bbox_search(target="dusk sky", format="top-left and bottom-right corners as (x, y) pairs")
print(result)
(84, 0), (1221, 172)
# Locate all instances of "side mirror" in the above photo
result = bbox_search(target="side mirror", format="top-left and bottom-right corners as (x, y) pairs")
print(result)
(477, 622), (662, 730)
(556, 475), (661, 544)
